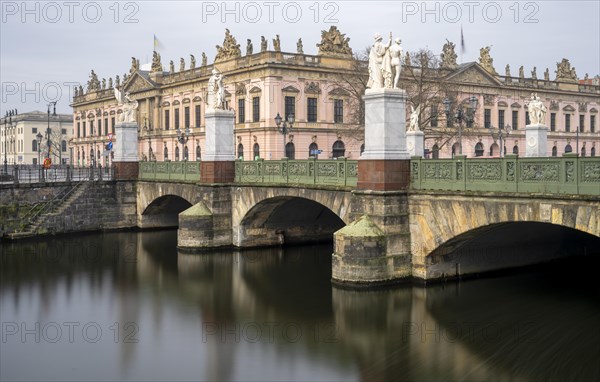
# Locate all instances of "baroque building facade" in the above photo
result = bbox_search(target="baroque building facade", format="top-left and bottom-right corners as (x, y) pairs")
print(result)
(70, 29), (599, 166)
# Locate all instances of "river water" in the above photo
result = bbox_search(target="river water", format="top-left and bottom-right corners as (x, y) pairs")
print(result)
(1, 230), (599, 381)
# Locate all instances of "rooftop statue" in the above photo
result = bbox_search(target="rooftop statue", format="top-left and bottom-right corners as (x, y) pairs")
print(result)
(297, 38), (303, 54)
(316, 26), (352, 56)
(479, 46), (497, 75)
(190, 54), (196, 69)
(555, 58), (577, 82)
(215, 28), (241, 61)
(260, 36), (267, 52)
(246, 39), (253, 55)
(130, 57), (140, 74)
(273, 35), (281, 52)
(440, 39), (458, 69)
(151, 51), (163, 73)
(87, 70), (100, 92)
(179, 57), (185, 72)
(201, 52), (207, 67)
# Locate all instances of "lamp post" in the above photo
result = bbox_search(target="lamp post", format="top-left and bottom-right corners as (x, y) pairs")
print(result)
(176, 126), (190, 161)
(46, 101), (57, 164)
(274, 112), (294, 159)
(443, 96), (478, 156)
(492, 124), (511, 157)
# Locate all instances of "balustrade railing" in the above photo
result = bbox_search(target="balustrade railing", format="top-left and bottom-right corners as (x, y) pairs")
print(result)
(0, 165), (113, 185)
(410, 154), (600, 196)
(138, 161), (201, 183)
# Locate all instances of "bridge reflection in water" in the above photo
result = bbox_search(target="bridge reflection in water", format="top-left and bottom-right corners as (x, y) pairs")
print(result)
(1, 230), (599, 381)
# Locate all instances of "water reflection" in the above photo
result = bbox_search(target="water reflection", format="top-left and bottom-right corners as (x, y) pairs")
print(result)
(1, 230), (598, 381)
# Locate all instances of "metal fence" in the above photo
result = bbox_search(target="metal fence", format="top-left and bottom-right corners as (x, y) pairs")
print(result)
(138, 161), (201, 183)
(0, 165), (113, 185)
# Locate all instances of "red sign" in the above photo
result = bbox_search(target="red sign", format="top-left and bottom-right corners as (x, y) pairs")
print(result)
(43, 158), (52, 169)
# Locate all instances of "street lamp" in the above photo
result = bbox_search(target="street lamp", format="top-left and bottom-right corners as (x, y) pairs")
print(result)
(46, 101), (57, 165)
(36, 132), (43, 165)
(176, 126), (190, 161)
(274, 112), (294, 159)
(443, 95), (478, 156)
(491, 124), (511, 157)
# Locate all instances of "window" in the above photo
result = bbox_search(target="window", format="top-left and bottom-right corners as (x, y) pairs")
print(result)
(32, 140), (37, 152)
(498, 110), (505, 130)
(484, 109), (491, 128)
(550, 113), (556, 131)
(512, 110), (518, 130)
(184, 145), (189, 161)
(62, 128), (67, 135)
(238, 99), (245, 123)
(195, 105), (201, 127)
(77, 122), (81, 138)
(285, 96), (295, 120)
(164, 146), (168, 160)
(591, 147), (596, 157)
(430, 105), (438, 127)
(184, 106), (190, 128)
(32, 127), (37, 133)
(489, 143), (499, 156)
(252, 97), (260, 122)
(164, 110), (170, 130)
(104, 119), (108, 135)
(90, 120), (94, 136)
(565, 114), (571, 132)
(196, 145), (201, 161)
(581, 147), (586, 157)
(111, 117), (115, 134)
(307, 97), (317, 122)
(98, 120), (102, 137)
(334, 99), (344, 123)
(82, 121), (86, 137)
(512, 145), (519, 155)
(579, 115), (585, 132)
(285, 142), (295, 159)
(253, 143), (260, 159)
(62, 140), (67, 152)
(525, 111), (531, 126)
(308, 142), (318, 158)
(431, 144), (439, 159)
(474, 142), (484, 157)
(175, 146), (180, 161)
(175, 109), (180, 129)
(332, 140), (345, 158)
(591, 115), (596, 133)
(237, 143), (244, 159)
(564, 144), (572, 153)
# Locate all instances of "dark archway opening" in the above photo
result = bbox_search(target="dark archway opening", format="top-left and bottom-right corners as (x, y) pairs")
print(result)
(238, 197), (345, 248)
(427, 222), (599, 280)
(141, 195), (193, 229)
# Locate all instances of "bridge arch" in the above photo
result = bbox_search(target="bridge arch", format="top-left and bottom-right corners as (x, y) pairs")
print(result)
(408, 193), (600, 279)
(232, 186), (352, 247)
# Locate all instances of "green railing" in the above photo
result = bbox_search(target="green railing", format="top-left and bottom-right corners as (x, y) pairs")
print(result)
(410, 154), (600, 196)
(234, 159), (358, 187)
(139, 161), (201, 183)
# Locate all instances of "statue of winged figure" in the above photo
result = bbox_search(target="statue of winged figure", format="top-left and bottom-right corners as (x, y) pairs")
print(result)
(114, 87), (138, 123)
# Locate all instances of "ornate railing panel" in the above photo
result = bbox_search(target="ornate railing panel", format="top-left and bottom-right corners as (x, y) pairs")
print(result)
(139, 161), (200, 183)
(235, 159), (357, 187)
(411, 154), (600, 196)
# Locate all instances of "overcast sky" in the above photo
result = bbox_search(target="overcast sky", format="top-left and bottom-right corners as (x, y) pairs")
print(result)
(1, 0), (599, 115)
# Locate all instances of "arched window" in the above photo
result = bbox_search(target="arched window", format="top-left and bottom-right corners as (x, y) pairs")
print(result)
(332, 140), (345, 158)
(581, 147), (586, 157)
(62, 140), (67, 152)
(451, 142), (460, 157)
(184, 146), (189, 161)
(164, 146), (169, 161)
(77, 149), (80, 165)
(512, 145), (519, 155)
(432, 144), (439, 159)
(308, 142), (318, 158)
(591, 147), (596, 157)
(564, 144), (572, 153)
(285, 142), (295, 159)
(552, 146), (557, 157)
(32, 140), (38, 152)
(237, 143), (244, 159)
(474, 142), (484, 157)
(175, 146), (180, 161)
(253, 143), (260, 159)
(196, 145), (201, 161)
(489, 143), (499, 157)
(360, 143), (365, 155)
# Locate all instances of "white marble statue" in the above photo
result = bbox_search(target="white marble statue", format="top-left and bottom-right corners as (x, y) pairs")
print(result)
(114, 87), (138, 123)
(526, 93), (547, 125)
(408, 104), (421, 131)
(207, 68), (225, 110)
(389, 38), (403, 89)
(367, 32), (393, 89)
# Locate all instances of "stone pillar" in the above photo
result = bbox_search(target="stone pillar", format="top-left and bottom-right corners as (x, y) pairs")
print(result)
(525, 123), (548, 157)
(113, 122), (139, 180)
(406, 131), (425, 157)
(358, 88), (410, 191)
(201, 109), (235, 183)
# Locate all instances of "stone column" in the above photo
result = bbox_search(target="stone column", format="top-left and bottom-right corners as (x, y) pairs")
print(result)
(113, 122), (139, 180)
(406, 131), (425, 157)
(358, 88), (410, 190)
(201, 109), (235, 183)
(525, 123), (548, 157)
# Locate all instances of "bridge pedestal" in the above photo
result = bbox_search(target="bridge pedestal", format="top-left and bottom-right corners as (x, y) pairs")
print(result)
(202, 109), (235, 183)
(525, 123), (548, 157)
(113, 122), (139, 180)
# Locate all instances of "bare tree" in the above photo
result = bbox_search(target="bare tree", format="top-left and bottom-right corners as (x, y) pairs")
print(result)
(40, 128), (67, 164)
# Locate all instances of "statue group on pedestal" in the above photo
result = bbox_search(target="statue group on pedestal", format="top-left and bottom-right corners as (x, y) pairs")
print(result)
(207, 68), (225, 110)
(114, 87), (139, 123)
(526, 93), (547, 125)
(367, 32), (402, 89)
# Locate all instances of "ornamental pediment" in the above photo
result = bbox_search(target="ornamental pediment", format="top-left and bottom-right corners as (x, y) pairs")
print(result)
(562, 105), (576, 112)
(328, 87), (351, 96)
(446, 63), (503, 86)
(282, 85), (300, 93)
(249, 86), (262, 94)
(590, 108), (598, 113)
(123, 73), (155, 94)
